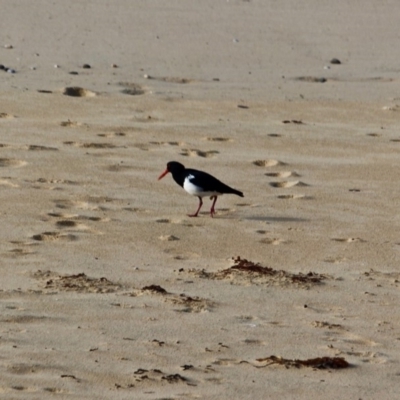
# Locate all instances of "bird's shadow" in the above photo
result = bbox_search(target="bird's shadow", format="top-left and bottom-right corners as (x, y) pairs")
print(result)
(244, 215), (309, 223)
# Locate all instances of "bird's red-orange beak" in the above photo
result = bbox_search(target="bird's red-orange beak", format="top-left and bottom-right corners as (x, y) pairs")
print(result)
(158, 168), (169, 180)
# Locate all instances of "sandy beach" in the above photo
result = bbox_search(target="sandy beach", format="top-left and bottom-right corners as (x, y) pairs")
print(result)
(1, 1), (400, 399)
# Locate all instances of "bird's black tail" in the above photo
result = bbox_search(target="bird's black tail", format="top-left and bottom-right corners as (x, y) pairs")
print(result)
(210, 176), (244, 197)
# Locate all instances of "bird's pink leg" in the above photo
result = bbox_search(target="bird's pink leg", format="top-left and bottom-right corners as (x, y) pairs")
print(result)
(210, 196), (218, 218)
(188, 197), (203, 217)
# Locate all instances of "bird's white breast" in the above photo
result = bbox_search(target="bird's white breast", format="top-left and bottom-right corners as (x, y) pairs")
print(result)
(183, 175), (220, 197)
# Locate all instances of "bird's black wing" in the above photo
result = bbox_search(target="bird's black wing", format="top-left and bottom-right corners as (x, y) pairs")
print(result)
(186, 168), (243, 196)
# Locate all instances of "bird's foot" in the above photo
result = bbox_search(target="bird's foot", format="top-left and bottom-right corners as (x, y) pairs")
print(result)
(188, 213), (199, 218)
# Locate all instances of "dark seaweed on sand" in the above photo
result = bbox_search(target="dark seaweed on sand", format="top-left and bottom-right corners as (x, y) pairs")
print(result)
(255, 355), (349, 369)
(184, 257), (327, 288)
(50, 273), (117, 292)
(141, 284), (168, 294)
(227, 256), (326, 284)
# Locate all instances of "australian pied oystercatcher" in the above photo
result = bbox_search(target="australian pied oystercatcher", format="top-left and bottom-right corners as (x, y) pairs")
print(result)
(158, 161), (244, 217)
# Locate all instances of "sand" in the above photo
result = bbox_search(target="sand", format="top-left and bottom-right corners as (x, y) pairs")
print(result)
(1, 1), (400, 399)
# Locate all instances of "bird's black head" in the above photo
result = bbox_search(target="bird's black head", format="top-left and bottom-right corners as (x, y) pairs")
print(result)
(158, 161), (185, 180)
(166, 161), (185, 174)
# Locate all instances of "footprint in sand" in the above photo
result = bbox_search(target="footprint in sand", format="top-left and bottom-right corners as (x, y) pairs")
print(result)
(0, 178), (19, 187)
(47, 212), (77, 219)
(270, 181), (308, 188)
(382, 104), (400, 111)
(242, 338), (266, 345)
(33, 178), (78, 187)
(123, 207), (151, 214)
(168, 293), (214, 313)
(277, 194), (308, 199)
(212, 358), (242, 366)
(312, 321), (345, 330)
(6, 364), (69, 392)
(132, 114), (158, 123)
(323, 256), (347, 264)
(130, 367), (192, 387)
(149, 140), (185, 147)
(205, 137), (232, 142)
(265, 171), (300, 178)
(295, 76), (328, 83)
(155, 218), (194, 227)
(214, 207), (236, 215)
(31, 231), (78, 242)
(48, 212), (108, 222)
(7, 352), (77, 393)
(344, 350), (388, 364)
(163, 248), (199, 261)
(54, 196), (120, 211)
(43, 388), (67, 394)
(6, 247), (36, 257)
(167, 141), (184, 146)
(338, 331), (379, 347)
(0, 112), (15, 119)
(119, 82), (146, 95)
(105, 164), (136, 172)
(311, 322), (387, 363)
(180, 148), (219, 158)
(63, 141), (117, 149)
(362, 269), (400, 286)
(63, 87), (96, 97)
(259, 237), (286, 245)
(10, 240), (40, 248)
(135, 140), (185, 151)
(60, 120), (82, 127)
(268, 320), (287, 327)
(133, 142), (151, 151)
(143, 75), (193, 84)
(253, 159), (286, 167)
(236, 315), (259, 325)
(97, 132), (126, 138)
(54, 220), (95, 232)
(54, 199), (96, 210)
(0, 158), (27, 168)
(6, 364), (38, 376)
(159, 235), (180, 241)
(255, 230), (286, 245)
(324, 325), (379, 350)
(236, 202), (253, 208)
(0, 144), (57, 151)
(156, 218), (173, 224)
(27, 145), (58, 151)
(331, 237), (366, 243)
(55, 220), (79, 228)
(174, 253), (197, 261)
(3, 314), (49, 324)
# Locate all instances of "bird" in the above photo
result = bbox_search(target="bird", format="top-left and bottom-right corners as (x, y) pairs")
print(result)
(158, 161), (244, 217)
